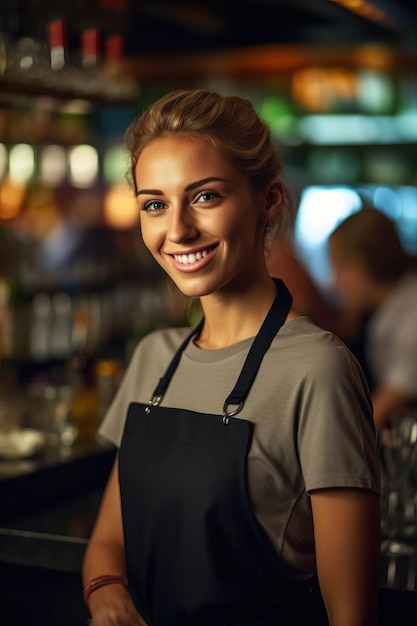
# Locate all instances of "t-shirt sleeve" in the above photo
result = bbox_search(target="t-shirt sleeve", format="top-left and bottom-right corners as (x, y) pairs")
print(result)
(98, 330), (166, 446)
(296, 342), (381, 495)
(98, 343), (145, 447)
(98, 327), (189, 447)
(383, 319), (417, 396)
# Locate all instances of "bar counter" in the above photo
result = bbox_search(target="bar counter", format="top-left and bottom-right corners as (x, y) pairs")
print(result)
(1, 437), (416, 625)
(0, 437), (116, 626)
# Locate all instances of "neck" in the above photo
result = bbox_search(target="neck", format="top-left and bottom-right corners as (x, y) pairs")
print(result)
(194, 277), (294, 350)
(369, 281), (397, 308)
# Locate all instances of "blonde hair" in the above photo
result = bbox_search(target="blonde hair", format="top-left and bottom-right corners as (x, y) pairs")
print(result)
(125, 89), (293, 244)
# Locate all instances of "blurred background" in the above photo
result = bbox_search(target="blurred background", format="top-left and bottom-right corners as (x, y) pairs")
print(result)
(1, 0), (417, 397)
(0, 3), (417, 622)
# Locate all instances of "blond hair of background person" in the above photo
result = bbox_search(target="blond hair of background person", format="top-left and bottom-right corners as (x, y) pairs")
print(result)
(328, 207), (417, 431)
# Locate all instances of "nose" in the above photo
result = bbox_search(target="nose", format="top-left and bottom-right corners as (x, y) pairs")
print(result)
(167, 206), (198, 243)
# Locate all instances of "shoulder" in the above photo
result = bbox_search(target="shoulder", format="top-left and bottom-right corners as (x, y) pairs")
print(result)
(122, 326), (196, 394)
(388, 274), (417, 312)
(392, 273), (417, 302)
(273, 317), (370, 406)
(99, 325), (195, 446)
(278, 316), (359, 370)
(371, 274), (417, 336)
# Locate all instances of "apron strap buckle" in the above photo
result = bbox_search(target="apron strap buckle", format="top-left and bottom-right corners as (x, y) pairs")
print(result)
(145, 395), (163, 414)
(222, 400), (244, 424)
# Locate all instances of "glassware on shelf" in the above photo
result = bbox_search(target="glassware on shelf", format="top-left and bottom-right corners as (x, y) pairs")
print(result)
(1, 6), (139, 105)
(67, 309), (99, 442)
(379, 409), (417, 549)
(3, 36), (49, 87)
(101, 33), (139, 102)
(44, 18), (77, 94)
(74, 27), (105, 98)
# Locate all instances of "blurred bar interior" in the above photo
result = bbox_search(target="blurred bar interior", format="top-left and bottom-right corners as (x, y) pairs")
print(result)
(0, 1), (417, 624)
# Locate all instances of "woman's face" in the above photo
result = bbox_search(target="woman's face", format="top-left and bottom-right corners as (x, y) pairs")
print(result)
(328, 237), (373, 313)
(134, 134), (272, 298)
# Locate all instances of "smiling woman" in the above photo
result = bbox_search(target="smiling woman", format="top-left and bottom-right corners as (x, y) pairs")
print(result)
(134, 133), (278, 301)
(82, 89), (381, 626)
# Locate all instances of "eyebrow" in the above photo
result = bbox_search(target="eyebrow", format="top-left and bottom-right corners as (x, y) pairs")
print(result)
(136, 177), (227, 197)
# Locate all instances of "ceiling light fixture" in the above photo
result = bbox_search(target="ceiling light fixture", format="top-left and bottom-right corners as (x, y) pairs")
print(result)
(328, 0), (389, 25)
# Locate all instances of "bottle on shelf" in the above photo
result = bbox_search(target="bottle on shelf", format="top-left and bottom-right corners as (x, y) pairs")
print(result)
(67, 309), (99, 441)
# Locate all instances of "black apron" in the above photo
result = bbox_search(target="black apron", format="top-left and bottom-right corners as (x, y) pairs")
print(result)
(119, 279), (327, 626)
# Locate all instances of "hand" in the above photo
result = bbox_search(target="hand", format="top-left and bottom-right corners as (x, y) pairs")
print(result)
(88, 585), (148, 626)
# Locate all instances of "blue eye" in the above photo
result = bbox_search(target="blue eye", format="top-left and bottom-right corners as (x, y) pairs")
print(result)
(143, 200), (166, 212)
(195, 190), (221, 203)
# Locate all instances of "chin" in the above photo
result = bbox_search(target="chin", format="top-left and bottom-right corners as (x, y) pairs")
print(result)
(170, 276), (216, 299)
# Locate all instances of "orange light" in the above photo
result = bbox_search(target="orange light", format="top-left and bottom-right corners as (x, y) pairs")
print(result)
(292, 66), (357, 112)
(103, 183), (138, 230)
(329, 0), (386, 23)
(0, 178), (26, 220)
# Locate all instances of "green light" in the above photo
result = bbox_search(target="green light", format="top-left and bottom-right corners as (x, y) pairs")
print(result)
(260, 97), (294, 133)
(103, 145), (129, 185)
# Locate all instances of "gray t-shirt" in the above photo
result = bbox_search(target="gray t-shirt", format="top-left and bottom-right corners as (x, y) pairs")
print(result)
(100, 316), (380, 581)
(367, 273), (417, 396)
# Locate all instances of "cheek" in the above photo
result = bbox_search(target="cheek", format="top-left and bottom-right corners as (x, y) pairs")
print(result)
(140, 219), (162, 252)
(341, 270), (367, 300)
(333, 266), (356, 292)
(330, 264), (344, 288)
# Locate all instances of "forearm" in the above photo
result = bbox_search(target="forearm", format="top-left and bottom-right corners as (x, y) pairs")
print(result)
(86, 579), (147, 626)
(372, 386), (412, 431)
(81, 458), (146, 624)
(321, 521), (380, 626)
(82, 538), (127, 585)
(323, 584), (379, 626)
(83, 540), (147, 626)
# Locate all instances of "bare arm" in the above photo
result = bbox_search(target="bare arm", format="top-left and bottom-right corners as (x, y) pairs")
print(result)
(82, 455), (147, 626)
(372, 386), (413, 431)
(310, 488), (380, 626)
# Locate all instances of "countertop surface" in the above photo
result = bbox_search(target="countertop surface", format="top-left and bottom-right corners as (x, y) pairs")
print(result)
(0, 436), (416, 590)
(0, 437), (116, 573)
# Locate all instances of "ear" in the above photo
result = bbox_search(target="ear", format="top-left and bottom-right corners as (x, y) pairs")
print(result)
(260, 179), (283, 224)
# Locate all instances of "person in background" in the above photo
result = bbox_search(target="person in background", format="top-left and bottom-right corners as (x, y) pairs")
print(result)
(266, 241), (359, 337)
(328, 207), (417, 431)
(266, 239), (372, 382)
(82, 89), (380, 626)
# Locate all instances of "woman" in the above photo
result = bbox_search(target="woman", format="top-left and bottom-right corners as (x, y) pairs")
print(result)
(82, 89), (381, 626)
(266, 241), (356, 336)
(328, 207), (417, 431)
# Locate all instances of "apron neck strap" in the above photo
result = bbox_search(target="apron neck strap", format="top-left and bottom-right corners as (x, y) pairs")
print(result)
(149, 278), (292, 411)
(149, 316), (205, 406)
(223, 278), (292, 419)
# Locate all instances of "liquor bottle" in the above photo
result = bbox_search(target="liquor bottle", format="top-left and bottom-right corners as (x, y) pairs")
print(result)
(67, 309), (98, 441)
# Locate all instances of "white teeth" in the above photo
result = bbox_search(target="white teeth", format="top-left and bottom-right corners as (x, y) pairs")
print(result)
(174, 249), (209, 264)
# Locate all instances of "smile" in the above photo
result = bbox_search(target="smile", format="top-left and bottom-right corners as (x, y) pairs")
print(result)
(169, 245), (218, 272)
(173, 248), (210, 265)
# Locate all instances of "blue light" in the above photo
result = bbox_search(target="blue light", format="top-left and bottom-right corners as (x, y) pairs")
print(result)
(296, 186), (362, 247)
(294, 186), (362, 288)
